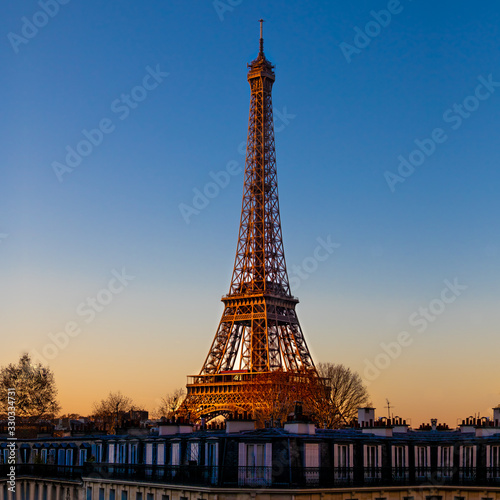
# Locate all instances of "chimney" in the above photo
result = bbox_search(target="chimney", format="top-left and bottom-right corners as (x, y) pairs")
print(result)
(294, 402), (303, 420)
(493, 407), (500, 427)
(358, 407), (375, 427)
(431, 418), (437, 431)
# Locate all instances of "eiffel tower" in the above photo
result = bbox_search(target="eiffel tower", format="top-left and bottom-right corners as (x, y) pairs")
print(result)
(183, 21), (317, 419)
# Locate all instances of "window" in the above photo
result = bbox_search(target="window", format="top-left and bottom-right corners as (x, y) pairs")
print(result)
(492, 446), (500, 467)
(304, 443), (319, 485)
(171, 443), (180, 466)
(161, 496), (169, 500)
(462, 446), (475, 479)
(110, 490), (115, 500)
(415, 446), (429, 478)
(364, 445), (381, 480)
(338, 445), (350, 468)
(189, 442), (199, 464)
(147, 494), (154, 500)
(438, 446), (453, 478)
(94, 444), (102, 463)
(334, 444), (352, 482)
(393, 446), (407, 479)
(99, 488), (105, 500)
(157, 443), (165, 466)
(21, 447), (29, 464)
(118, 444), (126, 464)
(238, 443), (271, 486)
(304, 443), (319, 468)
(366, 445), (378, 468)
(121, 492), (128, 500)
(206, 443), (217, 466)
(464, 446), (474, 467)
(80, 449), (87, 465)
(339, 445), (349, 471)
(206, 442), (219, 485)
(136, 494), (143, 500)
(86, 487), (92, 500)
(131, 445), (138, 464)
(247, 444), (265, 468)
(490, 446), (500, 478)
(416, 446), (428, 467)
(394, 446), (405, 467)
(441, 446), (452, 467)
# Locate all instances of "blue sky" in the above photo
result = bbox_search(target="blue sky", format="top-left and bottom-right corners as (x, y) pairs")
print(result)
(1, 0), (499, 424)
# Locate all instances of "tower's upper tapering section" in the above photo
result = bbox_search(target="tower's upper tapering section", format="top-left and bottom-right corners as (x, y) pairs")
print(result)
(228, 20), (291, 298)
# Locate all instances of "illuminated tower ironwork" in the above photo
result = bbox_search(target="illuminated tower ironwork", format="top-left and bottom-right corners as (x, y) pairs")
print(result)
(184, 21), (317, 419)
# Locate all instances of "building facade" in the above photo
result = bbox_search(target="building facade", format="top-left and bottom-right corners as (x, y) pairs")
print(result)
(2, 408), (500, 500)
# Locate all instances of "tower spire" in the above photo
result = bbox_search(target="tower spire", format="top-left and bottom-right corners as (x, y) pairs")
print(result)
(259, 18), (264, 55)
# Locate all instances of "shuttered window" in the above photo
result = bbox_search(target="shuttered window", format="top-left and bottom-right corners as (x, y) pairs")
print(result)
(304, 443), (319, 468)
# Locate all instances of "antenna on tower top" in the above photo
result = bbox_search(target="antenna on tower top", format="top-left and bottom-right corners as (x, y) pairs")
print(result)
(259, 19), (264, 54)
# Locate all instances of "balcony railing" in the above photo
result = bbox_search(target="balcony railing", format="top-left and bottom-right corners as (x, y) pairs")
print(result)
(1, 464), (500, 488)
(487, 466), (500, 482)
(3, 464), (83, 480)
(84, 464), (220, 486)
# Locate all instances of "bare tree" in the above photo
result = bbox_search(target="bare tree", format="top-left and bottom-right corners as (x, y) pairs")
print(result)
(154, 388), (186, 419)
(244, 369), (324, 427)
(92, 391), (134, 433)
(313, 362), (370, 428)
(0, 353), (60, 421)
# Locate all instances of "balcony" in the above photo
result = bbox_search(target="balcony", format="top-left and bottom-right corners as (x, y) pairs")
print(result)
(2, 464), (500, 489)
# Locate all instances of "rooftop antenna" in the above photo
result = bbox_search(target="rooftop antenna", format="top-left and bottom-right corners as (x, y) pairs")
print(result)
(259, 19), (264, 54)
(385, 399), (394, 419)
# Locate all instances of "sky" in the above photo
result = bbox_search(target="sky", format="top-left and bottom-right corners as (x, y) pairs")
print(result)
(1, 0), (499, 427)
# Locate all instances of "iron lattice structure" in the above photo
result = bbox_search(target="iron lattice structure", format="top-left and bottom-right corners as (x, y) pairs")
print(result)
(184, 22), (317, 419)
